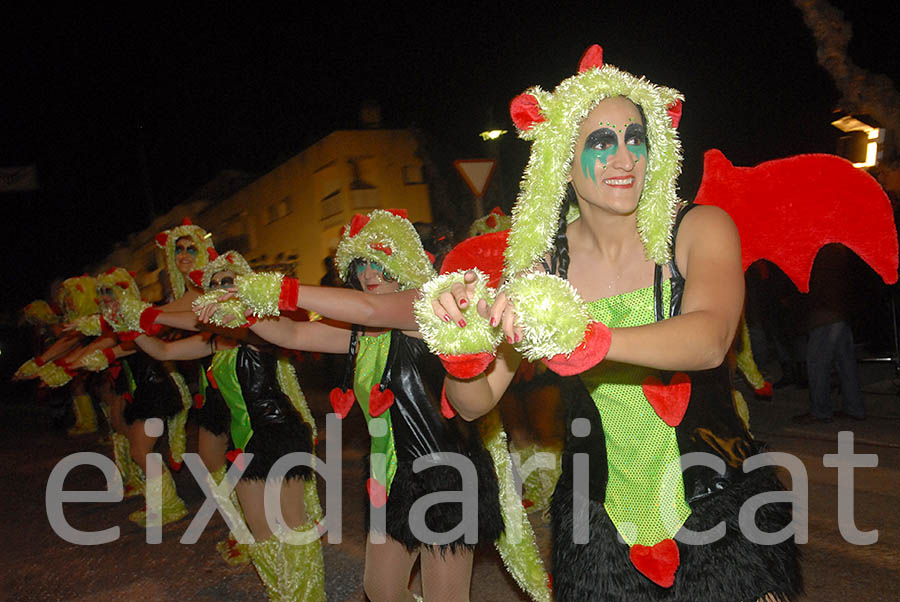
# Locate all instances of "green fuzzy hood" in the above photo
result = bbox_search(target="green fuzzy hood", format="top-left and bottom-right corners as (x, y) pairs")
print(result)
(505, 49), (684, 278)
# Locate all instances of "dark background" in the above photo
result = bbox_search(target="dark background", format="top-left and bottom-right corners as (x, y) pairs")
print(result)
(1, 1), (898, 315)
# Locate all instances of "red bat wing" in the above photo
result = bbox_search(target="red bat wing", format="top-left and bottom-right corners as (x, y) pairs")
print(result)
(694, 149), (898, 292)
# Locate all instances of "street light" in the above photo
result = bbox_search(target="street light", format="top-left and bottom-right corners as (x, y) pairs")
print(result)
(479, 129), (508, 141)
(831, 113), (884, 168)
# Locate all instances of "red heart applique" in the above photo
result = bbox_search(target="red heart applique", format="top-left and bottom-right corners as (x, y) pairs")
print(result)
(642, 372), (691, 427)
(368, 384), (395, 417)
(225, 449), (245, 471)
(328, 387), (356, 419)
(168, 454), (183, 472)
(366, 477), (387, 508)
(629, 538), (680, 588)
(542, 321), (612, 376)
(193, 393), (204, 409)
(440, 383), (456, 419)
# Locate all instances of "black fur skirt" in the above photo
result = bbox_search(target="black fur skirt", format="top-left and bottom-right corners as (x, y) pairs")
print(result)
(195, 389), (230, 436)
(123, 377), (182, 425)
(550, 465), (802, 602)
(238, 413), (314, 482)
(366, 446), (504, 553)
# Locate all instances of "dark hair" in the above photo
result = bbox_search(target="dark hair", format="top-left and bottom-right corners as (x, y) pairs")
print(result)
(344, 257), (396, 290)
(345, 258), (366, 291)
(551, 101), (649, 281)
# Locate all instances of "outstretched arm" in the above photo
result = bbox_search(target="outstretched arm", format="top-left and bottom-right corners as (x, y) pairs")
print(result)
(249, 317), (353, 354)
(297, 285), (421, 331)
(133, 332), (218, 361)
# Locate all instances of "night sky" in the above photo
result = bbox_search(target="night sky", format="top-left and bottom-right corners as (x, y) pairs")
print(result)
(1, 1), (898, 315)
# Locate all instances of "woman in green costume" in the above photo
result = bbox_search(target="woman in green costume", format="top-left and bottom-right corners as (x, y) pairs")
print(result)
(425, 45), (802, 601)
(126, 251), (325, 601)
(197, 209), (509, 602)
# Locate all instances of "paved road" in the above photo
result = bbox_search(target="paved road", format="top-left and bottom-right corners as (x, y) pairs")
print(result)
(1, 359), (897, 601)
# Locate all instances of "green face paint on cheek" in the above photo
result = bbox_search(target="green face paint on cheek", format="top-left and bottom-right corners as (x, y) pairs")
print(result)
(629, 141), (647, 164)
(581, 143), (618, 183)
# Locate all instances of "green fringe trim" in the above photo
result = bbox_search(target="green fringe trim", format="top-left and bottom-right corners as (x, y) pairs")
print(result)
(157, 223), (214, 300)
(502, 273), (589, 360)
(335, 209), (436, 290)
(200, 250), (252, 290)
(166, 366), (192, 463)
(80, 349), (110, 372)
(38, 362), (72, 388)
(413, 269), (502, 355)
(192, 289), (254, 327)
(275, 356), (324, 526)
(468, 212), (512, 237)
(74, 314), (102, 336)
(58, 275), (99, 323)
(233, 271), (285, 318)
(97, 268), (150, 333)
(736, 317), (765, 390)
(23, 300), (59, 326)
(479, 409), (552, 602)
(505, 60), (683, 278)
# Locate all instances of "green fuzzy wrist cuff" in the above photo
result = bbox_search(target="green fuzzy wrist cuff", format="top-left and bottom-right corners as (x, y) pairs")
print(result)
(413, 270), (502, 355)
(192, 290), (253, 327)
(15, 358), (40, 379)
(502, 272), (589, 361)
(38, 362), (72, 388)
(235, 272), (285, 317)
(75, 315), (102, 336)
(81, 350), (110, 372)
(103, 298), (152, 333)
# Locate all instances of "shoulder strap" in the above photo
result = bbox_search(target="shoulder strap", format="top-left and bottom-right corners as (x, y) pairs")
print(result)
(654, 203), (698, 322)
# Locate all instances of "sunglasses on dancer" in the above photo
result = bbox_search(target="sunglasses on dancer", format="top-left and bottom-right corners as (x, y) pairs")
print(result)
(208, 276), (235, 290)
(355, 260), (394, 282)
(175, 244), (198, 257)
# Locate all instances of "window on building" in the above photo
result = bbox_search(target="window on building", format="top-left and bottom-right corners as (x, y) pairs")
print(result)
(402, 164), (425, 185)
(266, 196), (292, 224)
(321, 190), (342, 220)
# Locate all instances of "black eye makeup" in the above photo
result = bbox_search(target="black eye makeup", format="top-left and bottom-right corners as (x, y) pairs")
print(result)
(624, 123), (646, 145)
(585, 128), (618, 150)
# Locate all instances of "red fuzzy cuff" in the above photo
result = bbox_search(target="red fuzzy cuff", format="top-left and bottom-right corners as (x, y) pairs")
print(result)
(119, 331), (141, 342)
(279, 277), (300, 312)
(34, 356), (46, 367)
(139, 306), (164, 336)
(438, 352), (496, 379)
(541, 321), (612, 376)
(102, 348), (116, 363)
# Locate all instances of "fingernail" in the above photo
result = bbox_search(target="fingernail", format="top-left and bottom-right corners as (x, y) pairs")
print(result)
(443, 314), (451, 322)
(515, 333), (521, 342)
(490, 317), (496, 327)
(458, 319), (466, 328)
(459, 298), (468, 307)
(507, 336), (513, 344)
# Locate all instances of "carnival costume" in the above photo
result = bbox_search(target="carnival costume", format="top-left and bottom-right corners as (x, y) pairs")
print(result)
(95, 267), (189, 527)
(227, 209), (551, 601)
(152, 217), (217, 471)
(17, 276), (102, 433)
(196, 251), (325, 601)
(411, 45), (851, 600)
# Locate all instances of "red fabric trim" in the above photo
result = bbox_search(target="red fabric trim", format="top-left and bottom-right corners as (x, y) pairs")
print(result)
(278, 277), (300, 312)
(102, 348), (116, 363)
(139, 306), (164, 336)
(34, 356), (46, 367)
